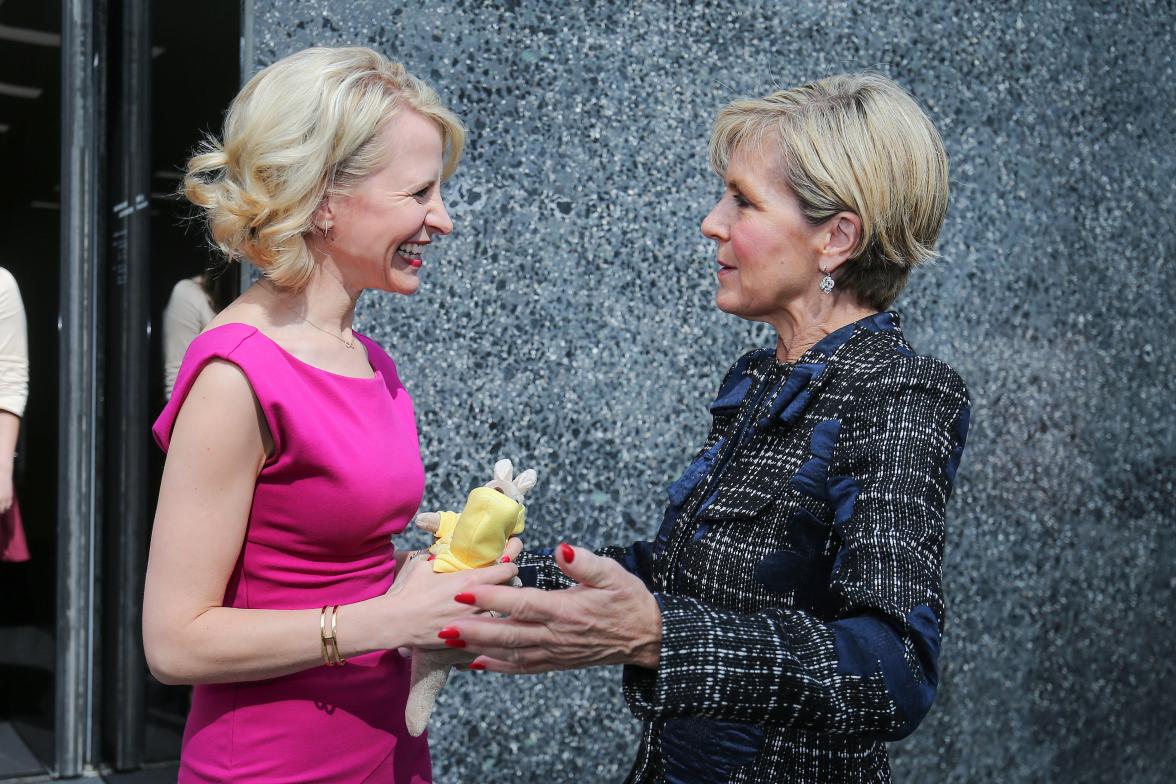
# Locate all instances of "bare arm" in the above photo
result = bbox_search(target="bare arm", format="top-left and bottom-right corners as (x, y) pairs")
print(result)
(142, 359), (517, 686)
(0, 410), (18, 513)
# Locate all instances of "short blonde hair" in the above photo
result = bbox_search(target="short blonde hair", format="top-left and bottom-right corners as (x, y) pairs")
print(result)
(184, 46), (465, 290)
(709, 73), (948, 310)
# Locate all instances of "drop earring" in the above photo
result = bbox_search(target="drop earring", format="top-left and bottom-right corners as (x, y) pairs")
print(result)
(819, 264), (835, 294)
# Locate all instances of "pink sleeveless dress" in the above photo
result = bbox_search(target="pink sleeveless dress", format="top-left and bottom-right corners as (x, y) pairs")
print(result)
(153, 323), (431, 783)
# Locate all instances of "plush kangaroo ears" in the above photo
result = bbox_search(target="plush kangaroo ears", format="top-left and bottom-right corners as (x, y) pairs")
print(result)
(514, 469), (537, 496)
(484, 460), (537, 502)
(492, 459), (514, 484)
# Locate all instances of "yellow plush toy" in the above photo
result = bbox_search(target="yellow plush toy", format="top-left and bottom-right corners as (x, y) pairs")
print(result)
(396, 459), (536, 736)
(424, 486), (528, 573)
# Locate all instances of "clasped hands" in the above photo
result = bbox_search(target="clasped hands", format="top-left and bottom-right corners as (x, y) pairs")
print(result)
(437, 543), (663, 673)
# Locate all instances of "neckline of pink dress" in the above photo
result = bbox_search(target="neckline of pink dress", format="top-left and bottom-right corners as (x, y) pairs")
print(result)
(199, 321), (384, 382)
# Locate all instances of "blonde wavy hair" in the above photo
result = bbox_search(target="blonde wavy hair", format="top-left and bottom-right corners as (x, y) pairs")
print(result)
(709, 73), (948, 311)
(183, 47), (466, 290)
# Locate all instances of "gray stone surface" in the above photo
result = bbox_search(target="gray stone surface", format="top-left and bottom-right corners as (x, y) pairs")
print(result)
(250, 1), (1175, 781)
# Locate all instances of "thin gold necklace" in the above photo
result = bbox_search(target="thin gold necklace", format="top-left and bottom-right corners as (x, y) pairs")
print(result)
(263, 281), (355, 349)
(300, 315), (356, 349)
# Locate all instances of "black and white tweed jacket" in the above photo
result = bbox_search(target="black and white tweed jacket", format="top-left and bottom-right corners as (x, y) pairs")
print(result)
(517, 311), (971, 783)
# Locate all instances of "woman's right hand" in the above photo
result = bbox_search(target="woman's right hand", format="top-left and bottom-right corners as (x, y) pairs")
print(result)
(362, 550), (520, 652)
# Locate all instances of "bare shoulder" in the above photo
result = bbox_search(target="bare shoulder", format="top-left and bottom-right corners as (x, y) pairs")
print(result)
(173, 358), (272, 465)
(200, 290), (289, 354)
(202, 298), (264, 334)
(186, 357), (254, 397)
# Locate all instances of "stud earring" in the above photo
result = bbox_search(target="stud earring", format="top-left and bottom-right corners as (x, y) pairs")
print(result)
(819, 264), (835, 294)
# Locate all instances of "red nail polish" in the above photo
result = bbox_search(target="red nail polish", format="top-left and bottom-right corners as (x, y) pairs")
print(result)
(501, 555), (511, 563)
(444, 639), (467, 649)
(427, 554), (436, 561)
(454, 592), (476, 605)
(468, 661), (486, 670)
(437, 627), (460, 640)
(559, 543), (575, 563)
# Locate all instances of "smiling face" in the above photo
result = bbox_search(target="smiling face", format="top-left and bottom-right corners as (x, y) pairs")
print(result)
(322, 108), (453, 295)
(700, 141), (828, 327)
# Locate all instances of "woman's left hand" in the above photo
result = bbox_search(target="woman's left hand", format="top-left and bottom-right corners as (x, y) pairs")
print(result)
(452, 544), (662, 673)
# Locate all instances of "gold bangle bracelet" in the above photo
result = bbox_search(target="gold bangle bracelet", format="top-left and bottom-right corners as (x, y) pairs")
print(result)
(320, 606), (333, 666)
(320, 604), (346, 667)
(330, 604), (346, 666)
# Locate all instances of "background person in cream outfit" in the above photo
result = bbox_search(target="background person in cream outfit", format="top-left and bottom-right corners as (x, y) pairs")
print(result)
(0, 267), (28, 561)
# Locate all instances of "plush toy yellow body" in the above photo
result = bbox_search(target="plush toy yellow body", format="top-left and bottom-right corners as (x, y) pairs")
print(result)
(395, 459), (536, 737)
(427, 486), (527, 573)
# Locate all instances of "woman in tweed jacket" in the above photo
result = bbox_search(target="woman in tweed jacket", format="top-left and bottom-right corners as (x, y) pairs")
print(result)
(450, 73), (970, 783)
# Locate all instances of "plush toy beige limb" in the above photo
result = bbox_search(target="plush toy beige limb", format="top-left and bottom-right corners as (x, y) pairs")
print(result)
(398, 459), (536, 736)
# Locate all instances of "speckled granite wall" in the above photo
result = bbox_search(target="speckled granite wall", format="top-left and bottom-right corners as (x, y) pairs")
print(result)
(249, 2), (1175, 781)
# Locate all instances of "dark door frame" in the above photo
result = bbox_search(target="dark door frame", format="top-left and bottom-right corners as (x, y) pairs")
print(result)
(59, 0), (156, 771)
(101, 0), (151, 771)
(57, 0), (106, 776)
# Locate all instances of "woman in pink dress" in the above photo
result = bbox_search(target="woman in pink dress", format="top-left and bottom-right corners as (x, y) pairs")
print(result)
(143, 47), (518, 783)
